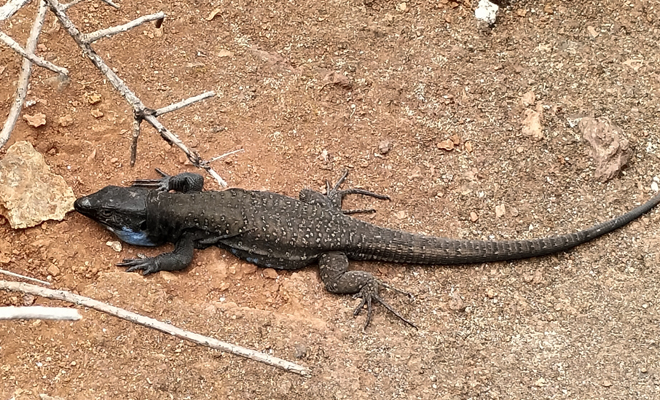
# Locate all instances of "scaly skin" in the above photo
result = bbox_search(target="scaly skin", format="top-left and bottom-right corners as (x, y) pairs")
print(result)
(74, 170), (660, 329)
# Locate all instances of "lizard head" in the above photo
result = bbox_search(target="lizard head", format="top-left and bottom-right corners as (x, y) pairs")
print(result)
(74, 186), (159, 246)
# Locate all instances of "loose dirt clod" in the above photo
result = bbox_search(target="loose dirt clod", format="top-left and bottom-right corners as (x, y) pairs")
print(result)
(23, 113), (46, 127)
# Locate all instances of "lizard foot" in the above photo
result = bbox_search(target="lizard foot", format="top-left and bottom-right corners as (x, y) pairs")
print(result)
(326, 170), (390, 212)
(132, 168), (204, 193)
(117, 257), (162, 275)
(353, 280), (418, 331)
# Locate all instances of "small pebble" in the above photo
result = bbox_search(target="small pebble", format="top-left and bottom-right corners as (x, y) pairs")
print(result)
(58, 115), (73, 127)
(47, 264), (60, 276)
(106, 241), (122, 252)
(436, 140), (455, 151)
(263, 268), (278, 279)
(378, 140), (392, 155)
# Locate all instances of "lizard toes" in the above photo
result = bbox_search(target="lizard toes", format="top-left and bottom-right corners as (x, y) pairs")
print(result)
(118, 258), (153, 273)
(352, 280), (418, 330)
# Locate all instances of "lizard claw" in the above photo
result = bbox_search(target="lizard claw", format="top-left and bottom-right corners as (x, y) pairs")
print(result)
(326, 170), (390, 210)
(352, 280), (418, 331)
(132, 168), (172, 191)
(117, 257), (161, 275)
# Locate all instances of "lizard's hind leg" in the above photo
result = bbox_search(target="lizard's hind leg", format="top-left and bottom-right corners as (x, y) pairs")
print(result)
(319, 252), (417, 331)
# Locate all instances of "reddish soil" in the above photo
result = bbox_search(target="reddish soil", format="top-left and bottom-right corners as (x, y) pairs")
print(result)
(1, 0), (660, 398)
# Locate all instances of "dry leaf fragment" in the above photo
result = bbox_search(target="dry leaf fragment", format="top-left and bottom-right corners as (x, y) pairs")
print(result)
(23, 113), (46, 128)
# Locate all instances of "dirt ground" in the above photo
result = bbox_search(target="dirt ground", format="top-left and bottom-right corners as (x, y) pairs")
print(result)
(1, 0), (660, 398)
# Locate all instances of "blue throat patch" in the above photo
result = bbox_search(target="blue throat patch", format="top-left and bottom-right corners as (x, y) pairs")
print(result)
(108, 227), (157, 247)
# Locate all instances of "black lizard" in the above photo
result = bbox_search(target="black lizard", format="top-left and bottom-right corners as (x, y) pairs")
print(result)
(74, 170), (660, 328)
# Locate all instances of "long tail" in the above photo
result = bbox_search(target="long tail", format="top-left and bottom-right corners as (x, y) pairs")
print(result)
(350, 191), (660, 265)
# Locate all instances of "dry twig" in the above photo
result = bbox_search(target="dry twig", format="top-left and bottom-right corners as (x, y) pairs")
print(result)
(81, 13), (163, 44)
(0, 281), (311, 376)
(0, 0), (50, 148)
(0, 268), (51, 285)
(0, 306), (81, 320)
(0, 30), (69, 75)
(0, 0), (31, 20)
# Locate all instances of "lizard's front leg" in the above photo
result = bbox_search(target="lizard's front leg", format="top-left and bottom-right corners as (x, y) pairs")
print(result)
(117, 231), (196, 275)
(319, 252), (417, 330)
(299, 170), (390, 214)
(132, 168), (205, 193)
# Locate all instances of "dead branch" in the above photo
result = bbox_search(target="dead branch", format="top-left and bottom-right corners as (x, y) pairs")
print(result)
(153, 91), (216, 117)
(207, 148), (245, 163)
(82, 12), (164, 44)
(44, 0), (233, 187)
(0, 31), (69, 75)
(0, 0), (49, 148)
(0, 281), (311, 376)
(0, 306), (81, 320)
(0, 0), (31, 20)
(0, 268), (51, 285)
(61, 0), (83, 11)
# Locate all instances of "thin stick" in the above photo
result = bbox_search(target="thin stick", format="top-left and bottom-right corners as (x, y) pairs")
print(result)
(0, 0), (31, 20)
(0, 31), (69, 75)
(207, 148), (244, 163)
(130, 117), (142, 166)
(0, 306), (81, 320)
(98, 0), (119, 9)
(0, 0), (49, 148)
(205, 167), (228, 187)
(61, 0), (83, 11)
(82, 12), (165, 44)
(154, 91), (216, 117)
(0, 281), (311, 376)
(0, 269), (51, 286)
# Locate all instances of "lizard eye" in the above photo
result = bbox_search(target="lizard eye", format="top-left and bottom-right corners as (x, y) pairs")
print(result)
(100, 209), (113, 218)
